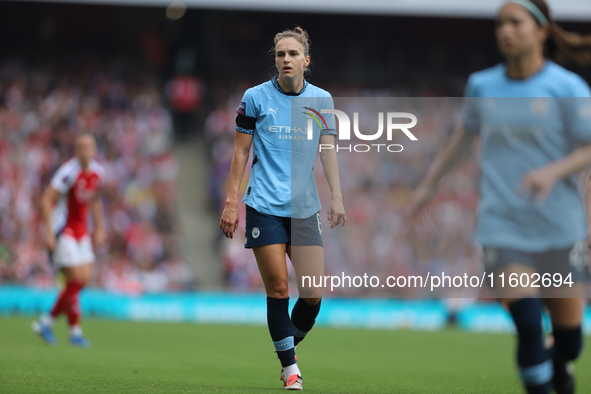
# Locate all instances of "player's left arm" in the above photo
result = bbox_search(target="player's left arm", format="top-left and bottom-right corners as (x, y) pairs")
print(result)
(90, 190), (106, 247)
(520, 141), (591, 201)
(319, 134), (346, 228)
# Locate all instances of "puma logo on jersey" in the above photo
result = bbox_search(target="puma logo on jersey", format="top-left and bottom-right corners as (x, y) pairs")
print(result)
(269, 107), (278, 115)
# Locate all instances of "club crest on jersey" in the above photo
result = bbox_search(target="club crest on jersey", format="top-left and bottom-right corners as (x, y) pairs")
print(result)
(252, 227), (260, 239)
(237, 101), (246, 115)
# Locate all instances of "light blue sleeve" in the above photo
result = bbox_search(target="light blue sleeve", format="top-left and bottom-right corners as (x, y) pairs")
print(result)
(462, 75), (480, 135)
(564, 98), (591, 145)
(569, 74), (591, 98)
(321, 94), (337, 136)
(236, 88), (259, 135)
(563, 76), (591, 145)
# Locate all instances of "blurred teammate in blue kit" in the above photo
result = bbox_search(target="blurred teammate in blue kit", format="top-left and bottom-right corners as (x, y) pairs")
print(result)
(219, 27), (346, 390)
(407, 1), (591, 393)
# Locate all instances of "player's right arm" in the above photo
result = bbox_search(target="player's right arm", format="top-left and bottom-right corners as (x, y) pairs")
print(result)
(41, 186), (61, 252)
(220, 131), (253, 239)
(405, 126), (477, 222)
(585, 169), (591, 250)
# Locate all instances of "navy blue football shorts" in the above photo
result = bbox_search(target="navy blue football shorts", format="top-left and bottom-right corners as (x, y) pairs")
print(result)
(244, 205), (323, 249)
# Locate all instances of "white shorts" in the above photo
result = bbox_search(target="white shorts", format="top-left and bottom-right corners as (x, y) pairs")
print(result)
(52, 233), (95, 267)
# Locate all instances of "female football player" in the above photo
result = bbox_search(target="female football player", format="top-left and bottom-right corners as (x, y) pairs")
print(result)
(33, 133), (105, 348)
(219, 27), (346, 390)
(407, 1), (591, 393)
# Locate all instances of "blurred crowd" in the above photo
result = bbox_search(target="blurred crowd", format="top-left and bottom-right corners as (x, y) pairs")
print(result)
(5, 60), (584, 298)
(0, 57), (194, 293)
(204, 80), (484, 296)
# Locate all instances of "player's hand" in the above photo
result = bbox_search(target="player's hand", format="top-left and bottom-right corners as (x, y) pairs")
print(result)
(405, 183), (436, 226)
(95, 228), (107, 247)
(518, 166), (559, 202)
(220, 204), (240, 239)
(327, 197), (346, 229)
(45, 231), (56, 252)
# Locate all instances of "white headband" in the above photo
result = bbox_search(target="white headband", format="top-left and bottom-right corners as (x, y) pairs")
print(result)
(506, 0), (549, 25)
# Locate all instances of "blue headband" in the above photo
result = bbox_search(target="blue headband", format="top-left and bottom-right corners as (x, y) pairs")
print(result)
(507, 0), (549, 25)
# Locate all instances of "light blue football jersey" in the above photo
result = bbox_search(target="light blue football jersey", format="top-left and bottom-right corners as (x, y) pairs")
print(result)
(464, 61), (591, 252)
(236, 77), (336, 218)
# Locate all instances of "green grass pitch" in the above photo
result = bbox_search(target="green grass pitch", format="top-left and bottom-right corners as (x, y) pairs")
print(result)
(1, 316), (590, 393)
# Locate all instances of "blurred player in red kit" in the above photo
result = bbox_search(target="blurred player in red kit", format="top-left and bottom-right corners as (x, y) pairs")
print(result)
(32, 133), (106, 347)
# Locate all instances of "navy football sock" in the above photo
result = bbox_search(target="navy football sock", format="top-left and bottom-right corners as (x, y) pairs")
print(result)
(508, 298), (552, 394)
(291, 298), (321, 346)
(553, 325), (582, 362)
(267, 297), (296, 368)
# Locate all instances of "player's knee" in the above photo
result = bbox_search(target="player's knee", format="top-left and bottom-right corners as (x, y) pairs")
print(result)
(72, 273), (87, 285)
(269, 289), (289, 299)
(70, 268), (91, 285)
(267, 281), (289, 299)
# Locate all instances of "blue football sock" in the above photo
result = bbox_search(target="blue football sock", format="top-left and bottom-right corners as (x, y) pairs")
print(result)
(553, 325), (582, 362)
(508, 298), (551, 394)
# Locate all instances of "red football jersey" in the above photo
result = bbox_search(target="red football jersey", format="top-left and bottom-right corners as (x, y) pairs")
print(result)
(50, 158), (105, 239)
